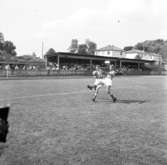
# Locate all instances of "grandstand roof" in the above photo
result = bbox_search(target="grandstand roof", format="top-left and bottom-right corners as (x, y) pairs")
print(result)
(46, 52), (155, 63)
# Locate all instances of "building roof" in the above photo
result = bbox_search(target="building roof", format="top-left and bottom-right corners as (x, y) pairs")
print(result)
(96, 45), (122, 51)
(125, 49), (145, 54)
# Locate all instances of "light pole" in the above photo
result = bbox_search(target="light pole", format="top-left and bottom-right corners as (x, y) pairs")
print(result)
(42, 41), (44, 59)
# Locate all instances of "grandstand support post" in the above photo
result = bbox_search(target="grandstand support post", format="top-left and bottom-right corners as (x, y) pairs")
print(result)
(114, 61), (117, 69)
(119, 60), (122, 69)
(57, 55), (60, 70)
(90, 59), (93, 71)
(138, 63), (140, 70)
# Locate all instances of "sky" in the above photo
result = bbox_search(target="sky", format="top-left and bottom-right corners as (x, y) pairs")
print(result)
(0, 0), (167, 57)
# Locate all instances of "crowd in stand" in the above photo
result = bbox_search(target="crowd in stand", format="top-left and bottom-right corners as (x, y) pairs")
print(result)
(1, 63), (47, 71)
(0, 62), (151, 77)
(116, 65), (150, 75)
(0, 64), (39, 71)
(46, 63), (150, 75)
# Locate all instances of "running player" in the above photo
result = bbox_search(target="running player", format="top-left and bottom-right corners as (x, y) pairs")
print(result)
(87, 65), (105, 101)
(103, 64), (117, 102)
(87, 65), (104, 90)
(88, 64), (117, 102)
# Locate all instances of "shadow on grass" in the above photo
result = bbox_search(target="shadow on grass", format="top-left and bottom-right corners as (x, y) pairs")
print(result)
(116, 99), (147, 104)
(97, 98), (147, 104)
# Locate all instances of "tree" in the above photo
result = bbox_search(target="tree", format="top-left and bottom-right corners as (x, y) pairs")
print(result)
(78, 44), (88, 55)
(135, 42), (145, 51)
(159, 42), (167, 60)
(0, 50), (11, 60)
(0, 32), (5, 43)
(133, 39), (167, 61)
(85, 39), (97, 55)
(0, 34), (17, 57)
(123, 46), (134, 51)
(134, 39), (164, 53)
(3, 41), (16, 56)
(0, 42), (4, 50)
(45, 48), (56, 56)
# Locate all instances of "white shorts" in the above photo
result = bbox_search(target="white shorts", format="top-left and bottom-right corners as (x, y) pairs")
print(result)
(94, 79), (104, 86)
(103, 78), (112, 86)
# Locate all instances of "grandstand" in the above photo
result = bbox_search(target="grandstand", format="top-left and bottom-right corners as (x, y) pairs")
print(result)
(0, 51), (164, 77)
(45, 52), (157, 75)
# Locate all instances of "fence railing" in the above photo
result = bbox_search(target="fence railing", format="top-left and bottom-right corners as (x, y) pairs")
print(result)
(0, 69), (166, 78)
(0, 70), (91, 77)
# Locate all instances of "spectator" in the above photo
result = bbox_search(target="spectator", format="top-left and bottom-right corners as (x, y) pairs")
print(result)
(46, 66), (50, 75)
(15, 65), (19, 70)
(5, 64), (10, 78)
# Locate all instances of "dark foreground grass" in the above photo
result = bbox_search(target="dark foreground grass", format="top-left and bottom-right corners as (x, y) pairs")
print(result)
(0, 76), (167, 165)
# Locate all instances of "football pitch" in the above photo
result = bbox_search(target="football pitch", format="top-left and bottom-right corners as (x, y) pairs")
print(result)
(0, 76), (167, 165)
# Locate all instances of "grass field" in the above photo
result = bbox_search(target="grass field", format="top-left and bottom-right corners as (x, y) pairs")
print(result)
(0, 76), (167, 165)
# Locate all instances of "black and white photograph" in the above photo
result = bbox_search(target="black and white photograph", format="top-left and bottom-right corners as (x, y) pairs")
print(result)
(0, 0), (167, 164)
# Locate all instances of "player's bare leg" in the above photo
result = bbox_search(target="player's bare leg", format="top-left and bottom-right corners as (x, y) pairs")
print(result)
(92, 85), (102, 102)
(107, 86), (117, 102)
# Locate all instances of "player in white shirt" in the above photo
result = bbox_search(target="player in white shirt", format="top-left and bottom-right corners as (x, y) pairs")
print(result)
(87, 65), (104, 89)
(103, 65), (117, 102)
(87, 65), (105, 101)
(5, 64), (10, 78)
(87, 64), (117, 102)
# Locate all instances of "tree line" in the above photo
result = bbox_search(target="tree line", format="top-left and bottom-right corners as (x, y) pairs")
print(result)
(46, 38), (167, 62)
(68, 39), (97, 55)
(124, 39), (167, 60)
(0, 41), (17, 58)
(1, 33), (165, 61)
(45, 39), (97, 57)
